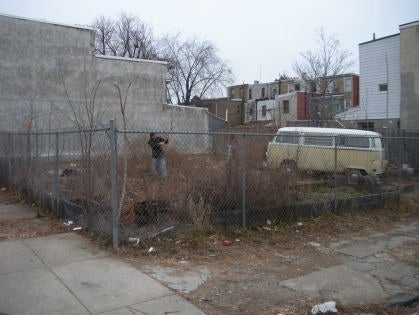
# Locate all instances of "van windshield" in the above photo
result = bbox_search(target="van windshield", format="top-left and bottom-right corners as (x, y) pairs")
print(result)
(275, 133), (299, 144)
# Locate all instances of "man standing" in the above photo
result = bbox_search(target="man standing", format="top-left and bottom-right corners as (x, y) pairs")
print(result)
(148, 132), (169, 178)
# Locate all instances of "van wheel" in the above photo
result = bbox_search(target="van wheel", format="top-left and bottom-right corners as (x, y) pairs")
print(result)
(347, 169), (363, 185)
(280, 160), (298, 175)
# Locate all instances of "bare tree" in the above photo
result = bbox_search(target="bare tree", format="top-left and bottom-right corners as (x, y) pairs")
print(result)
(160, 35), (233, 105)
(93, 16), (116, 55)
(93, 13), (158, 60)
(59, 58), (103, 200)
(113, 82), (131, 226)
(293, 28), (353, 125)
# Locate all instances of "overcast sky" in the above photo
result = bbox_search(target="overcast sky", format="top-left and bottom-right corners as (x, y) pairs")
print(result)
(1, 0), (418, 85)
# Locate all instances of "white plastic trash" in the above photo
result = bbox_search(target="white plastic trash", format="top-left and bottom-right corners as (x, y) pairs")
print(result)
(311, 301), (338, 314)
(128, 237), (140, 245)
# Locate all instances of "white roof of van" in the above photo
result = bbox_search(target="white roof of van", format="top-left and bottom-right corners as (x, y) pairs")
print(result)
(277, 127), (381, 136)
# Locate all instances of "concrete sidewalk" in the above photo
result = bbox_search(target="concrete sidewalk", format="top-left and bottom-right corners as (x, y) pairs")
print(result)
(0, 199), (205, 314)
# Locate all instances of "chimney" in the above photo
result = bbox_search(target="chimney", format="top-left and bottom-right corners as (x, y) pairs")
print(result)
(373, 33), (376, 40)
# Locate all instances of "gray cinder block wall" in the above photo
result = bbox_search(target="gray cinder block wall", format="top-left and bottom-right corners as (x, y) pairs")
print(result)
(0, 13), (209, 134)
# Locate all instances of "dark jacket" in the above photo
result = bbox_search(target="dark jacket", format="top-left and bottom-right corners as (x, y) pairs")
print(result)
(148, 136), (168, 158)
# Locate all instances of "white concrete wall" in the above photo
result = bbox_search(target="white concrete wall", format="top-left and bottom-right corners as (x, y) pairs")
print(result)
(276, 92), (298, 127)
(248, 82), (278, 100)
(256, 99), (276, 121)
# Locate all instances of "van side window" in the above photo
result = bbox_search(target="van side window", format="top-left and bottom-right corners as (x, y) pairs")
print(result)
(304, 136), (333, 147)
(339, 136), (370, 148)
(275, 133), (299, 144)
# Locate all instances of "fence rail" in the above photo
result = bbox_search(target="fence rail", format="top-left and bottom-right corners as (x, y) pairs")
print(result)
(0, 121), (418, 248)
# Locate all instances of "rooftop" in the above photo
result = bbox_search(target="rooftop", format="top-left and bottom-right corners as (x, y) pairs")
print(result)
(399, 20), (419, 29)
(359, 33), (400, 46)
(0, 12), (93, 31)
(95, 55), (168, 66)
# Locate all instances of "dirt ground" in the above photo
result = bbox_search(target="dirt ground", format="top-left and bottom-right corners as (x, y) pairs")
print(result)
(1, 185), (419, 314)
(0, 189), (72, 241)
(117, 190), (419, 315)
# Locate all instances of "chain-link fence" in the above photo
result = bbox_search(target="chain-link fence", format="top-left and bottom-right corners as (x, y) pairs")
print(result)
(0, 122), (418, 248)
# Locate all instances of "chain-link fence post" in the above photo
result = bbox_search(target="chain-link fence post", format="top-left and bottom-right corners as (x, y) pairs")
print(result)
(12, 134), (16, 188)
(54, 132), (60, 212)
(241, 134), (247, 228)
(110, 119), (119, 249)
(334, 135), (338, 213)
(26, 132), (31, 172)
(398, 137), (403, 193)
(35, 132), (39, 162)
(7, 133), (12, 185)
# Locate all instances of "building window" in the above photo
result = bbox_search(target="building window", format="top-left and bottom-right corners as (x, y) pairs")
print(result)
(344, 77), (352, 92)
(248, 89), (252, 99)
(239, 87), (243, 98)
(262, 105), (267, 117)
(379, 83), (388, 92)
(283, 100), (289, 114)
(236, 105), (240, 114)
(230, 89), (235, 99)
(345, 99), (352, 109)
(295, 83), (300, 91)
(262, 87), (265, 98)
(310, 81), (316, 93)
(327, 81), (334, 94)
(358, 122), (374, 131)
(272, 88), (277, 98)
(249, 107), (253, 115)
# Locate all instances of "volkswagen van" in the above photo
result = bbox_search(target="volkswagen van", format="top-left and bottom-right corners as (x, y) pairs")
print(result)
(266, 127), (386, 178)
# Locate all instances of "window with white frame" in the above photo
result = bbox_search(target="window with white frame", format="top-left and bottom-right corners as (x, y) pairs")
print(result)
(272, 88), (277, 98)
(262, 105), (267, 117)
(344, 77), (352, 92)
(288, 84), (294, 93)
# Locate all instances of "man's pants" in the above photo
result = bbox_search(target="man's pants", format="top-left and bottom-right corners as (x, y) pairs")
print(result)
(151, 157), (167, 178)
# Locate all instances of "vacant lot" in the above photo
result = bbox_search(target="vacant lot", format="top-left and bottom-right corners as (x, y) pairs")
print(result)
(1, 182), (418, 314)
(119, 188), (419, 315)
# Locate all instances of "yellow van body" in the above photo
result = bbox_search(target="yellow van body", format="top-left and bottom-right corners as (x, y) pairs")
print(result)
(266, 127), (385, 176)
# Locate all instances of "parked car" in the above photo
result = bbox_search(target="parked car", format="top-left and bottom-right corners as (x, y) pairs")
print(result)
(266, 127), (386, 183)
